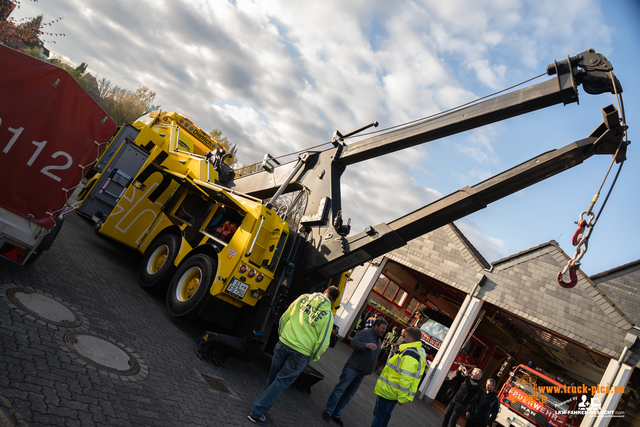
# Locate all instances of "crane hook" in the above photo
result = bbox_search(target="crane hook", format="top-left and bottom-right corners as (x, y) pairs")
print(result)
(557, 262), (579, 288)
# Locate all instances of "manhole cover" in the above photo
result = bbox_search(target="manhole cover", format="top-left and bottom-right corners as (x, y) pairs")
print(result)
(64, 332), (140, 376)
(6, 288), (82, 328)
(202, 375), (230, 393)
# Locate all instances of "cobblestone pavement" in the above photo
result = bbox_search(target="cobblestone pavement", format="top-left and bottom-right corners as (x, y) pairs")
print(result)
(0, 212), (447, 427)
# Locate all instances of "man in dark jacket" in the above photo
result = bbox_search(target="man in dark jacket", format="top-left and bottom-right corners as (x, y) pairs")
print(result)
(322, 318), (389, 426)
(465, 379), (500, 427)
(441, 366), (483, 427)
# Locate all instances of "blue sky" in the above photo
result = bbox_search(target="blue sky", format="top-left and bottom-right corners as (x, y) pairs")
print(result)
(12, 0), (639, 276)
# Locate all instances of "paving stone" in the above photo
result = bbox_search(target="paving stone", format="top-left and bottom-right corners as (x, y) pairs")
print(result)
(0, 213), (447, 426)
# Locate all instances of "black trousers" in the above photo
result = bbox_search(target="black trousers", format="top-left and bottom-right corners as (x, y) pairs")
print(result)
(442, 401), (466, 427)
(464, 417), (488, 427)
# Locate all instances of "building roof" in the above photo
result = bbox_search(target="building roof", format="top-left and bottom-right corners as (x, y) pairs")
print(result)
(590, 259), (640, 326)
(481, 241), (633, 362)
(385, 225), (640, 368)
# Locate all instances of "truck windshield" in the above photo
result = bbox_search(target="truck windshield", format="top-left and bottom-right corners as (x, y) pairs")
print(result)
(510, 367), (575, 412)
(420, 319), (449, 342)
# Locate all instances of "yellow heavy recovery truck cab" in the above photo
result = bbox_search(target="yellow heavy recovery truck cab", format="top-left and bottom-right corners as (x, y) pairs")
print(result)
(76, 110), (232, 224)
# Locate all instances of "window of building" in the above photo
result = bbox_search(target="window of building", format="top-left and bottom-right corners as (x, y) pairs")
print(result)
(393, 289), (407, 306)
(406, 298), (420, 315)
(382, 281), (399, 300)
(372, 274), (408, 309)
(472, 342), (484, 360)
(373, 275), (389, 294)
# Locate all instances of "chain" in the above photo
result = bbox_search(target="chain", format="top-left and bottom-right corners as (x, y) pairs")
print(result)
(557, 82), (628, 288)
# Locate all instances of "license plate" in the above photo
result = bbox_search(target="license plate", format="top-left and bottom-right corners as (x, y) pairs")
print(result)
(226, 278), (249, 299)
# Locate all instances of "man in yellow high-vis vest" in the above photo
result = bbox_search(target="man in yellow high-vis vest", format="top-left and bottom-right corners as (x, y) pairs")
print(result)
(371, 327), (426, 427)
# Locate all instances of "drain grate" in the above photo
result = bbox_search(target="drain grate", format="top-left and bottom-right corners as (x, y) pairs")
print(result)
(202, 375), (231, 393)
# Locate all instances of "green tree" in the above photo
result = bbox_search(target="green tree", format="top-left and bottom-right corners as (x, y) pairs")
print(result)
(103, 86), (157, 126)
(75, 62), (88, 74)
(49, 55), (88, 90)
(21, 44), (45, 59)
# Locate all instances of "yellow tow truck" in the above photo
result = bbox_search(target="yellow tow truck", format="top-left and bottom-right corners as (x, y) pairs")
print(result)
(77, 110), (298, 326)
(83, 50), (627, 370)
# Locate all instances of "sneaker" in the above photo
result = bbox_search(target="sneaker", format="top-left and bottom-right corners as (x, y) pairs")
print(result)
(322, 412), (331, 422)
(247, 414), (266, 423)
(331, 417), (345, 427)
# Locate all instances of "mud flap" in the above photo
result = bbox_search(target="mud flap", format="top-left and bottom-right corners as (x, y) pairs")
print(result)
(291, 365), (324, 394)
(195, 332), (264, 367)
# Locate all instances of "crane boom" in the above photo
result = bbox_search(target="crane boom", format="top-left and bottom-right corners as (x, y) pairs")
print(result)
(307, 105), (625, 282)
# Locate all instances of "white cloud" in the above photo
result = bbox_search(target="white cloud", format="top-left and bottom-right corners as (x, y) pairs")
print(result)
(9, 0), (632, 276)
(454, 219), (507, 263)
(341, 151), (442, 235)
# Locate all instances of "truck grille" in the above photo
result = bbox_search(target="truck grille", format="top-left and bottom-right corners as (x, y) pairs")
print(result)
(511, 401), (547, 426)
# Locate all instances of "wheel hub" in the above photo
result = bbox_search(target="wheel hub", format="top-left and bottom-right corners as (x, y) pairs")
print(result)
(154, 254), (167, 271)
(178, 266), (203, 301)
(186, 277), (200, 297)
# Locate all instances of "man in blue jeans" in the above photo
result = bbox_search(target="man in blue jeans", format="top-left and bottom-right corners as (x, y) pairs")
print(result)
(247, 286), (340, 423)
(322, 317), (388, 426)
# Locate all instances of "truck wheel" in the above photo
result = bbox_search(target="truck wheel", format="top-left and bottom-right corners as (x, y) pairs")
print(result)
(166, 254), (216, 320)
(437, 380), (460, 404)
(25, 249), (43, 265)
(139, 234), (180, 291)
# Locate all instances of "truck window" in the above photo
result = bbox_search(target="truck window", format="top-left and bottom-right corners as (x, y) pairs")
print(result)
(461, 340), (474, 355)
(471, 342), (484, 360)
(420, 319), (449, 342)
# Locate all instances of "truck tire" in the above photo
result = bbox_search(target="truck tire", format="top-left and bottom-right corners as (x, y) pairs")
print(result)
(166, 254), (216, 321)
(437, 380), (460, 404)
(139, 234), (180, 291)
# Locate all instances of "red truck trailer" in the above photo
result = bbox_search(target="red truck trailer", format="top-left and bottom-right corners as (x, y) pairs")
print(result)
(0, 46), (116, 264)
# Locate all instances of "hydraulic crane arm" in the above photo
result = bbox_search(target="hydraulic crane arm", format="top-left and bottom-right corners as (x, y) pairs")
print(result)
(225, 49), (624, 288)
(337, 49), (621, 166)
(229, 49), (621, 198)
(303, 105), (626, 282)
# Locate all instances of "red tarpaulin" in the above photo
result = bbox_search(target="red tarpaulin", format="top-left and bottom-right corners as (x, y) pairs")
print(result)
(0, 46), (116, 228)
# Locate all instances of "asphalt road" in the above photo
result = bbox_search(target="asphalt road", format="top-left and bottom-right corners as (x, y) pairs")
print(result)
(0, 212), (446, 427)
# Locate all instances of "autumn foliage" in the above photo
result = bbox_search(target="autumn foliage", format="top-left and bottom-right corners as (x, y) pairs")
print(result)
(0, 0), (64, 46)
